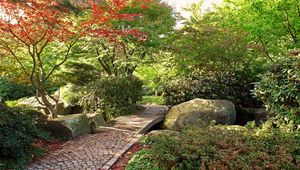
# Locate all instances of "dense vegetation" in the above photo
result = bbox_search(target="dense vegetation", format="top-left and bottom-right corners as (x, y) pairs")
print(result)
(0, 103), (49, 169)
(127, 124), (300, 169)
(0, 78), (33, 101)
(80, 76), (143, 120)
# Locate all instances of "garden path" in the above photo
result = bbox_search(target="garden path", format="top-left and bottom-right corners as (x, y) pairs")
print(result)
(25, 105), (169, 170)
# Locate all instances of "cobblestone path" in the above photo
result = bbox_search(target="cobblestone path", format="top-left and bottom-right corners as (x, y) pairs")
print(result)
(26, 105), (169, 170)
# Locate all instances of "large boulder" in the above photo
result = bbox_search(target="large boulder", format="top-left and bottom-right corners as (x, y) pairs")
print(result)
(39, 114), (91, 140)
(19, 96), (73, 115)
(164, 98), (236, 131)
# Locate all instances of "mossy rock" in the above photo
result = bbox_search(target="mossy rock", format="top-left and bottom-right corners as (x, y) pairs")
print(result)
(39, 114), (91, 140)
(164, 98), (236, 131)
(19, 96), (73, 115)
(87, 112), (106, 128)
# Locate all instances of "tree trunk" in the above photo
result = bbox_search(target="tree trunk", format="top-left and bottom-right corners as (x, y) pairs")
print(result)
(36, 88), (59, 119)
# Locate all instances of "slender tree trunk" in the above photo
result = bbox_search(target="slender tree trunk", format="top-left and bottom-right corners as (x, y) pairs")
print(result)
(36, 87), (59, 119)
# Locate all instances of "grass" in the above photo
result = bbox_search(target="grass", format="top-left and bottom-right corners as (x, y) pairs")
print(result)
(5, 97), (27, 107)
(140, 96), (165, 105)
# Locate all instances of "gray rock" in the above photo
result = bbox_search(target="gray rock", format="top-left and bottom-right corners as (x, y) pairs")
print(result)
(19, 96), (73, 115)
(164, 98), (236, 131)
(39, 114), (91, 140)
(87, 112), (106, 128)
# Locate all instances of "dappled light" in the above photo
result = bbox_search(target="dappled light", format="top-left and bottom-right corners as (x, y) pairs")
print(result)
(0, 0), (299, 169)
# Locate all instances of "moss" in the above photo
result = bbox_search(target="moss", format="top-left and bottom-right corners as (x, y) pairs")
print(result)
(41, 114), (91, 140)
(164, 99), (236, 131)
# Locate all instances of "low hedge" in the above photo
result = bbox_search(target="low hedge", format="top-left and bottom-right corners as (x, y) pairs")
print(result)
(80, 76), (143, 119)
(163, 72), (261, 107)
(0, 77), (33, 101)
(0, 104), (49, 169)
(127, 125), (300, 170)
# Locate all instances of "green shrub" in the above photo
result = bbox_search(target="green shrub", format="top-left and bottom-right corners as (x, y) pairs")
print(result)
(61, 84), (82, 106)
(127, 126), (300, 170)
(0, 77), (33, 101)
(80, 76), (143, 119)
(163, 72), (261, 107)
(0, 104), (49, 169)
(254, 55), (300, 124)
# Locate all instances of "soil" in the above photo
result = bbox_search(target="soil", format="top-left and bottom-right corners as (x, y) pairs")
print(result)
(111, 142), (145, 170)
(32, 139), (65, 154)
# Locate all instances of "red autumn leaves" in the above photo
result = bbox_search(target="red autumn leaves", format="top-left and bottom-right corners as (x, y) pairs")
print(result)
(0, 0), (150, 47)
(0, 0), (75, 46)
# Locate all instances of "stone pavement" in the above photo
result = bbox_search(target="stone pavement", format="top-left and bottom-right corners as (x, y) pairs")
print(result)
(101, 105), (169, 134)
(26, 105), (169, 170)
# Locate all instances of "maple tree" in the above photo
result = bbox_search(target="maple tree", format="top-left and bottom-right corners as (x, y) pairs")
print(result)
(0, 0), (148, 118)
(84, 0), (174, 76)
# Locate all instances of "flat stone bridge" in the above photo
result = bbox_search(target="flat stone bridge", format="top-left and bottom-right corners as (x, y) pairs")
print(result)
(26, 105), (169, 170)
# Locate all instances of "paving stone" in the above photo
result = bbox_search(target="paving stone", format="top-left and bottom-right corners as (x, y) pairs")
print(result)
(26, 105), (168, 170)
(26, 130), (137, 170)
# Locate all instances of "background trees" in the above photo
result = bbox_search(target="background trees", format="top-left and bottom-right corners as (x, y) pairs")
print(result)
(219, 0), (300, 61)
(0, 0), (159, 118)
(84, 0), (176, 77)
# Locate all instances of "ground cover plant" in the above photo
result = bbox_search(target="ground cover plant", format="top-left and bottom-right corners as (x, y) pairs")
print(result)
(127, 124), (300, 170)
(0, 103), (50, 169)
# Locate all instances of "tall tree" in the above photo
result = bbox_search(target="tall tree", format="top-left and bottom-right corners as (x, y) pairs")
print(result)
(87, 0), (176, 77)
(0, 0), (146, 118)
(0, 0), (79, 118)
(218, 0), (300, 60)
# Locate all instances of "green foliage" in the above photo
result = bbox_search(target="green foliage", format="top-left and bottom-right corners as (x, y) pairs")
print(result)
(0, 104), (49, 169)
(118, 0), (176, 49)
(61, 84), (82, 106)
(219, 0), (300, 58)
(136, 53), (176, 96)
(127, 126), (300, 170)
(88, 0), (176, 77)
(140, 96), (165, 105)
(0, 77), (33, 101)
(168, 4), (265, 76)
(254, 55), (300, 124)
(164, 72), (261, 107)
(58, 62), (101, 86)
(5, 98), (27, 108)
(159, 2), (266, 108)
(80, 76), (143, 119)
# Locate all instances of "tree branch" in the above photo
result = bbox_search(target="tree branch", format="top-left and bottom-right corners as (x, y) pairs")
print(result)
(258, 36), (274, 63)
(44, 39), (78, 81)
(0, 40), (30, 76)
(92, 41), (112, 75)
(284, 9), (298, 44)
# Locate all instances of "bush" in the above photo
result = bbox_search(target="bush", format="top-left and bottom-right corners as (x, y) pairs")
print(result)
(254, 55), (300, 124)
(61, 84), (82, 106)
(0, 77), (33, 101)
(163, 72), (261, 107)
(127, 126), (300, 170)
(0, 103), (49, 169)
(80, 76), (143, 119)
